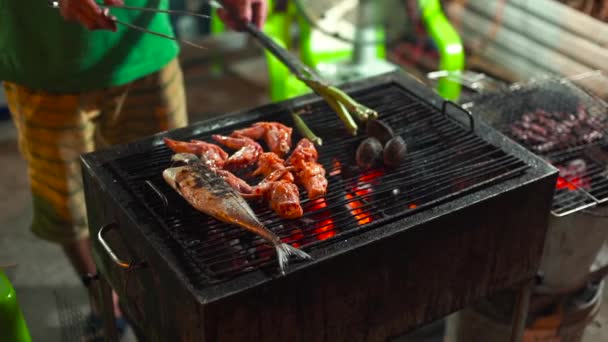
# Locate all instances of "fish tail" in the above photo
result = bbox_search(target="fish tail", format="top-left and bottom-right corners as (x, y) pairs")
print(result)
(275, 243), (312, 275)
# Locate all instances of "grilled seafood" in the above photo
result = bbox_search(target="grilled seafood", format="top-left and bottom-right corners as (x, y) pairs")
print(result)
(212, 134), (263, 170)
(164, 138), (250, 192)
(231, 122), (293, 157)
(244, 168), (303, 219)
(216, 169), (253, 194)
(287, 138), (328, 200)
(163, 153), (311, 274)
(164, 138), (228, 169)
(286, 138), (318, 168)
(296, 162), (328, 200)
(253, 152), (295, 183)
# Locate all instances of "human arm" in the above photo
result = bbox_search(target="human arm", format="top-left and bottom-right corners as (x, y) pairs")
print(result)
(216, 0), (268, 31)
(57, 0), (123, 31)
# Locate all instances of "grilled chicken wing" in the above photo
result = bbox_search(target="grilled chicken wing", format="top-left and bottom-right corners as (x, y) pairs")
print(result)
(287, 138), (328, 200)
(212, 134), (263, 170)
(231, 122), (293, 157)
(244, 168), (303, 219)
(253, 152), (295, 183)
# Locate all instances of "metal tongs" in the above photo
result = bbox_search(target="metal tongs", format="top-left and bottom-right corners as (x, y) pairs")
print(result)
(241, 20), (379, 138)
(48, 0), (378, 140)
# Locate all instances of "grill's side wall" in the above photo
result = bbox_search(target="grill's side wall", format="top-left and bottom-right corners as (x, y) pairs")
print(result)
(202, 176), (556, 342)
(82, 163), (205, 342)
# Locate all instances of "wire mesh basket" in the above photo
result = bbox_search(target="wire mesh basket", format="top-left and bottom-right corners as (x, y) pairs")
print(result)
(465, 71), (608, 216)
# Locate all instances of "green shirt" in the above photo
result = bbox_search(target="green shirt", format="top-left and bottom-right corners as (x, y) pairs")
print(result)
(0, 0), (180, 93)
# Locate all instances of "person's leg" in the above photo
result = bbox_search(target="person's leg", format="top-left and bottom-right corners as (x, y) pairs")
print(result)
(3, 82), (128, 341)
(1, 81), (103, 323)
(3, 82), (97, 258)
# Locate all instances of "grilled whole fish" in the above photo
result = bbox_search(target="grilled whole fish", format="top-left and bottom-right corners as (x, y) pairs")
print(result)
(163, 153), (311, 274)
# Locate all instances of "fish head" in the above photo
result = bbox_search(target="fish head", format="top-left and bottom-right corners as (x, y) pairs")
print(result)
(171, 153), (200, 167)
(162, 168), (178, 188)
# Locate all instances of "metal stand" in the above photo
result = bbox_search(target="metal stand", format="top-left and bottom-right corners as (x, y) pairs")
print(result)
(510, 279), (534, 342)
(96, 274), (119, 342)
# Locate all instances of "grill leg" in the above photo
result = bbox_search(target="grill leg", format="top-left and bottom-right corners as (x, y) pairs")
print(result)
(97, 274), (119, 342)
(510, 279), (533, 342)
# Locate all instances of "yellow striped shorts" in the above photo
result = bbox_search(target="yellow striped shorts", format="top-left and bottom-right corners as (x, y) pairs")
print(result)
(4, 58), (188, 244)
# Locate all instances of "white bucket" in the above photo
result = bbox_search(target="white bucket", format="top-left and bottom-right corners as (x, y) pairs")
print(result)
(444, 281), (603, 342)
(538, 204), (608, 292)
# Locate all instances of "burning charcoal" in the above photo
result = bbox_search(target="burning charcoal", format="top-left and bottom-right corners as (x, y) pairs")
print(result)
(383, 136), (408, 168)
(366, 119), (394, 145)
(356, 137), (384, 169)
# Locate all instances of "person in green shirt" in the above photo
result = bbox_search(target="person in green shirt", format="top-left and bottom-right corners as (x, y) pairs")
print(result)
(1, 0), (267, 340)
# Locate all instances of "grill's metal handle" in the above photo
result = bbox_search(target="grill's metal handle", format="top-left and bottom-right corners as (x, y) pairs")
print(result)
(589, 263), (608, 284)
(442, 100), (475, 132)
(98, 223), (131, 269)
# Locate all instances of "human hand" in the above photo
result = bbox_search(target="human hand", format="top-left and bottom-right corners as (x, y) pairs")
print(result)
(58, 0), (124, 31)
(217, 0), (268, 31)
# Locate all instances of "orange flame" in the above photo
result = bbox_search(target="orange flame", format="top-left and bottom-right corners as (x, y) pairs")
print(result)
(329, 159), (342, 177)
(556, 176), (589, 191)
(283, 229), (305, 248)
(345, 193), (373, 225)
(309, 198), (336, 241)
(359, 170), (384, 183)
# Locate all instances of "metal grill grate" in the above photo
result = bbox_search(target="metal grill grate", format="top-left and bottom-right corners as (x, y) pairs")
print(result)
(468, 77), (608, 216)
(106, 84), (529, 286)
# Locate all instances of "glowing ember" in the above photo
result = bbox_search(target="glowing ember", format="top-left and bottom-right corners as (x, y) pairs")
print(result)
(282, 229), (305, 248)
(342, 171), (379, 226)
(315, 219), (336, 240)
(309, 198), (329, 211)
(359, 170), (384, 183)
(409, 204), (417, 209)
(345, 193), (373, 225)
(556, 177), (577, 190)
(555, 159), (591, 191)
(308, 198), (336, 241)
(329, 159), (342, 176)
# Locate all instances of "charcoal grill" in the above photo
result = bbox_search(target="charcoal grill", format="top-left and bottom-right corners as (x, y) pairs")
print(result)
(465, 74), (608, 303)
(81, 71), (557, 342)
